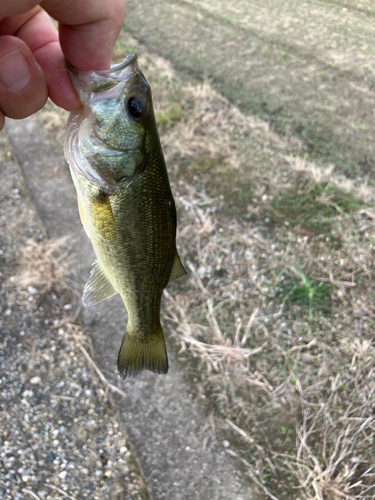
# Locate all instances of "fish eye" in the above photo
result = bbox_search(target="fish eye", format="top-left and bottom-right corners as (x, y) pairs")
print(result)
(127, 97), (144, 119)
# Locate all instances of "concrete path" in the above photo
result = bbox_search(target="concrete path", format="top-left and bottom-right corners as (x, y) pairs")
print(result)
(6, 116), (260, 500)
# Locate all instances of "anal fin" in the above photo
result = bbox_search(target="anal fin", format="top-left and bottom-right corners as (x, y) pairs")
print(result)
(169, 251), (187, 283)
(82, 260), (117, 307)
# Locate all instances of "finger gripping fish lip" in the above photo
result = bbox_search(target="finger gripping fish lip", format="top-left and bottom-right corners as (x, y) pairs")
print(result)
(67, 54), (140, 103)
(94, 53), (139, 80)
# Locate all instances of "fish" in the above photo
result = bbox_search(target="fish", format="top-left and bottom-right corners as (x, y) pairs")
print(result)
(64, 54), (186, 379)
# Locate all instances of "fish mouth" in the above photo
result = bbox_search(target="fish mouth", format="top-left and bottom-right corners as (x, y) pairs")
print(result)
(67, 129), (142, 191)
(65, 54), (144, 192)
(95, 147), (140, 158)
(96, 150), (134, 157)
(93, 53), (139, 81)
(67, 54), (139, 104)
(93, 133), (141, 158)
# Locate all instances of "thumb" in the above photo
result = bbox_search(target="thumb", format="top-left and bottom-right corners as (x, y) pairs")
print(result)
(0, 35), (47, 128)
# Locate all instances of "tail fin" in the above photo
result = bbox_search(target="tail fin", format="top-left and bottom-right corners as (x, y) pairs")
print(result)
(117, 325), (168, 379)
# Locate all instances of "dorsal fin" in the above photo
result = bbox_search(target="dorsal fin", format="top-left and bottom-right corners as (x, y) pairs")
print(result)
(82, 260), (118, 307)
(169, 251), (187, 283)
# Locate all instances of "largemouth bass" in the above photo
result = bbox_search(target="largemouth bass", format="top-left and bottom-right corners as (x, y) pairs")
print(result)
(64, 54), (185, 379)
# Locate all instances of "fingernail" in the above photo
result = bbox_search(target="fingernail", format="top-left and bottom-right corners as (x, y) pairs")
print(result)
(0, 50), (31, 91)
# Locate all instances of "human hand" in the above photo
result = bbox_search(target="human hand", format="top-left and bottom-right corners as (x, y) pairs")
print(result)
(0, 0), (125, 130)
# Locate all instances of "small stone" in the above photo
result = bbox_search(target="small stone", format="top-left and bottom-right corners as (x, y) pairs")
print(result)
(222, 440), (230, 448)
(197, 266), (207, 277)
(46, 452), (55, 463)
(30, 376), (41, 385)
(63, 304), (72, 310)
(58, 471), (67, 480)
(27, 286), (37, 294)
(120, 446), (127, 454)
(5, 309), (11, 316)
(95, 470), (103, 476)
(104, 470), (112, 478)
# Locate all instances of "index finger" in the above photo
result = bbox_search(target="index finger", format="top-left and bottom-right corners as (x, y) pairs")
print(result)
(41, 0), (125, 71)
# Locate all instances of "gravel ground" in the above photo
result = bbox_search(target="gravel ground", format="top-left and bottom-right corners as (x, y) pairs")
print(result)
(0, 132), (149, 500)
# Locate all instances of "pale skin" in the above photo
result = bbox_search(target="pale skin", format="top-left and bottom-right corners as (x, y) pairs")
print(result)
(0, 0), (125, 129)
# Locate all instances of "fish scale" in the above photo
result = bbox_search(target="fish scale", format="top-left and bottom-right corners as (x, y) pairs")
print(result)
(65, 54), (186, 378)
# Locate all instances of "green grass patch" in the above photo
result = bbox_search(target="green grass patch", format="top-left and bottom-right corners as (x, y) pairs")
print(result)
(155, 103), (182, 129)
(276, 266), (332, 320)
(171, 154), (256, 217)
(271, 181), (363, 235)
(196, 159), (255, 217)
(219, 180), (254, 217)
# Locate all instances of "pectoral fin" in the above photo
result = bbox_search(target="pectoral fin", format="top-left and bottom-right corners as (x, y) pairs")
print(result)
(169, 251), (187, 283)
(82, 260), (118, 307)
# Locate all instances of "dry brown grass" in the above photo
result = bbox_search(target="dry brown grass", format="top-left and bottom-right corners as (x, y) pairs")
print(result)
(164, 181), (375, 499)
(285, 155), (375, 206)
(15, 238), (70, 294)
(158, 66), (375, 495)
